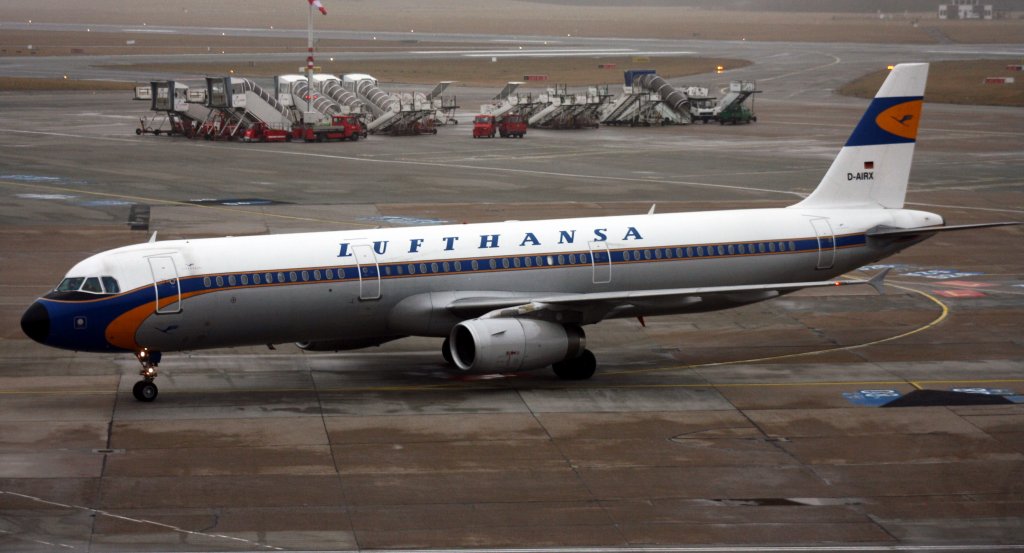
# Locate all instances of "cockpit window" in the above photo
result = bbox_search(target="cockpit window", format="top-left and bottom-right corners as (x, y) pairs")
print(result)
(54, 275), (120, 295)
(82, 277), (103, 293)
(101, 276), (120, 294)
(56, 277), (85, 292)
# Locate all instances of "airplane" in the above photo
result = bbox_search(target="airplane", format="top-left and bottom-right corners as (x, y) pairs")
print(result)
(20, 63), (1018, 402)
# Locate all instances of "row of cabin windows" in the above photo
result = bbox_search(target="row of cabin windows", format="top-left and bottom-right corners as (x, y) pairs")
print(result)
(197, 240), (804, 289)
(203, 268), (344, 289)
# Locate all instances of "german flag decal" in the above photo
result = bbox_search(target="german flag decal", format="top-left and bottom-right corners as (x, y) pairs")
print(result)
(845, 96), (923, 147)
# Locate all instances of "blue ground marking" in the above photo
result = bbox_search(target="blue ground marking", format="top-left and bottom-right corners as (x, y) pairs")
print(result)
(952, 387), (1023, 403)
(361, 215), (449, 226)
(843, 389), (902, 406)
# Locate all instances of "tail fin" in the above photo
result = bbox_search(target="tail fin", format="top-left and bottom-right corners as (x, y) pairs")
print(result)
(792, 63), (929, 210)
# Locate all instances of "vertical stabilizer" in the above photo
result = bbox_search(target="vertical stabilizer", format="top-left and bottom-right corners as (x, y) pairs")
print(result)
(792, 63), (928, 209)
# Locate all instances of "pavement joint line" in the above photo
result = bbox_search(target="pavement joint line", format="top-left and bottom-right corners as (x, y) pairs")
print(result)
(5, 379), (1024, 396)
(0, 490), (285, 551)
(602, 280), (949, 377)
(0, 178), (379, 228)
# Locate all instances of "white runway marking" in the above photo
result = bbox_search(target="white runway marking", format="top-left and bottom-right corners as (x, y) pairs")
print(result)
(0, 489), (284, 551)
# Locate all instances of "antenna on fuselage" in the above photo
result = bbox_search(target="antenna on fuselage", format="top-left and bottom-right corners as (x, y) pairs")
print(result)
(148, 231), (158, 243)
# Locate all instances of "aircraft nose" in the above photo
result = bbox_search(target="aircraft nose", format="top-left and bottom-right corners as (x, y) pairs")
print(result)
(21, 301), (50, 344)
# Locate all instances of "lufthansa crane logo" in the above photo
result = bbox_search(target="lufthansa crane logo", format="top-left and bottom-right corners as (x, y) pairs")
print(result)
(875, 100), (922, 141)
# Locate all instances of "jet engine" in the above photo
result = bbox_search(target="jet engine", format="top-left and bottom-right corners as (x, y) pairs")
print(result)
(449, 318), (586, 373)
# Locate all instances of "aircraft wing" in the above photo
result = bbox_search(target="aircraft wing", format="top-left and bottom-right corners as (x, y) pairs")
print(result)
(447, 270), (890, 324)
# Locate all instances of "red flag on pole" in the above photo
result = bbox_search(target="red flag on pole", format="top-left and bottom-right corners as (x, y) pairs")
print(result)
(308, 0), (327, 15)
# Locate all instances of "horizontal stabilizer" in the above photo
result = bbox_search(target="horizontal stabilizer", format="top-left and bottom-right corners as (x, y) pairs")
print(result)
(868, 221), (1021, 238)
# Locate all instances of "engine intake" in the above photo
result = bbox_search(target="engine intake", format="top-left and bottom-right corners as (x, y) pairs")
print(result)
(449, 318), (585, 373)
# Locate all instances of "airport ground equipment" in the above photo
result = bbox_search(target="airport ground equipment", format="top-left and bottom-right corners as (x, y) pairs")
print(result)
(202, 77), (295, 140)
(601, 70), (693, 126)
(314, 74), (364, 113)
(481, 82), (540, 123)
(241, 122), (291, 142)
(343, 74), (437, 135)
(275, 74), (342, 123)
(292, 114), (366, 142)
(713, 80), (760, 124)
(134, 81), (209, 137)
(528, 84), (611, 129)
(426, 81), (460, 126)
(472, 113), (527, 138)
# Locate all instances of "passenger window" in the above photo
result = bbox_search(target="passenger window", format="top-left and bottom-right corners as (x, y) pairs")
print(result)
(228, 275), (237, 286)
(241, 274), (249, 285)
(82, 277), (102, 293)
(57, 277), (85, 292)
(324, 269), (333, 280)
(253, 273), (261, 284)
(101, 276), (120, 293)
(203, 277), (212, 288)
(488, 259), (496, 269)
(789, 241), (797, 251)
(471, 260), (479, 271)
(301, 271), (309, 281)
(216, 276), (224, 287)
(289, 272), (297, 282)
(501, 258), (509, 269)
(454, 261), (462, 271)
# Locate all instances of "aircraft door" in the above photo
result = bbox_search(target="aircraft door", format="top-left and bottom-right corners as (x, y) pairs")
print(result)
(148, 256), (182, 314)
(810, 217), (836, 270)
(588, 241), (612, 284)
(351, 244), (381, 300)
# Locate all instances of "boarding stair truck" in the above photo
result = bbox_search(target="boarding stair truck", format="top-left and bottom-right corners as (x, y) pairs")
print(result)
(135, 81), (209, 137)
(202, 77), (295, 140)
(426, 81), (460, 126)
(529, 84), (609, 129)
(275, 74), (343, 124)
(633, 72), (692, 125)
(714, 80), (760, 124)
(313, 74), (365, 114)
(345, 74), (437, 135)
(481, 82), (539, 121)
(600, 69), (654, 126)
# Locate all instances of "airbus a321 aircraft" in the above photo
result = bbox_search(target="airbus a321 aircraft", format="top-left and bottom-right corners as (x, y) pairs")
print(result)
(21, 63), (1016, 401)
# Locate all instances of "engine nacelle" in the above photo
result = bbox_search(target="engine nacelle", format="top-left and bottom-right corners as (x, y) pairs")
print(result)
(449, 318), (585, 373)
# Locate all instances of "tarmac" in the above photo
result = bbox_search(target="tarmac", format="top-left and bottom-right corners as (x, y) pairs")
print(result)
(0, 32), (1023, 552)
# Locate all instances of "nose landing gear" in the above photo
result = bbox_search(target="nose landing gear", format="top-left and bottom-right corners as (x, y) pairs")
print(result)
(132, 349), (161, 402)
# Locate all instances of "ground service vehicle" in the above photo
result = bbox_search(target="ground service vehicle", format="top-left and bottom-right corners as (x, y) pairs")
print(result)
(293, 115), (366, 142)
(473, 114), (527, 138)
(718, 104), (757, 125)
(241, 122), (290, 143)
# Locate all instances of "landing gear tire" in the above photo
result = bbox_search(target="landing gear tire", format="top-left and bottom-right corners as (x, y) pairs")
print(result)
(132, 380), (158, 402)
(552, 349), (596, 380)
(441, 337), (454, 366)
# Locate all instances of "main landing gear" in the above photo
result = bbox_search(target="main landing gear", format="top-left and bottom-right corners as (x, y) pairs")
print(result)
(132, 349), (161, 402)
